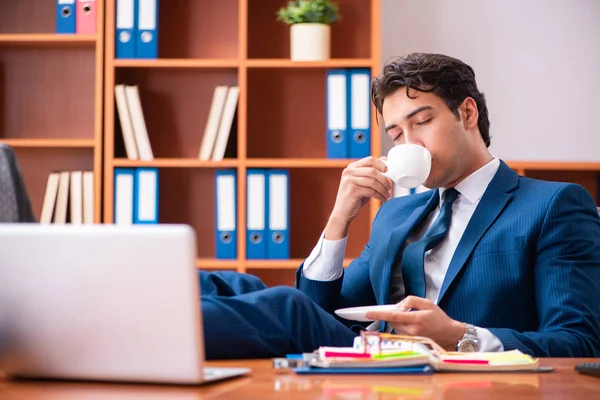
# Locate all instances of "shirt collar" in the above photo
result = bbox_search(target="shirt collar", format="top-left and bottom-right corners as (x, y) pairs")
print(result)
(438, 157), (500, 205)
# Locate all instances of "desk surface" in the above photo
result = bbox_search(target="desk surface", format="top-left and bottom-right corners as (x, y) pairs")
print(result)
(1, 358), (599, 399)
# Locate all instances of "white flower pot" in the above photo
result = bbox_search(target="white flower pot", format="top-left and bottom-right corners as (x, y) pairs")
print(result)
(290, 23), (331, 61)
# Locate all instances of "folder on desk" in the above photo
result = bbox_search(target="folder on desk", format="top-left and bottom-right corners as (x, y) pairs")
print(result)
(266, 170), (290, 259)
(299, 334), (541, 374)
(76, 0), (97, 34)
(246, 169), (266, 259)
(326, 69), (349, 159)
(56, 0), (76, 34)
(134, 167), (159, 224)
(114, 168), (135, 225)
(136, 0), (158, 59)
(215, 170), (237, 259)
(116, 0), (136, 58)
(348, 69), (371, 159)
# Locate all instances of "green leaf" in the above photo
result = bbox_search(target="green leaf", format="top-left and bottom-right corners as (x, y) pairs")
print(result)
(276, 0), (341, 25)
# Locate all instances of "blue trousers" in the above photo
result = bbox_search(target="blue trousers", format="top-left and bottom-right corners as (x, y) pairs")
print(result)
(199, 270), (357, 359)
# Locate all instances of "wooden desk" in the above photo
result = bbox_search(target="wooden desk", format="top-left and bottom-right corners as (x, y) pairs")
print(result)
(1, 358), (599, 399)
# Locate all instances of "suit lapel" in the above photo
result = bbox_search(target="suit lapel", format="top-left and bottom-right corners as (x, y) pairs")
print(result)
(437, 161), (519, 304)
(372, 190), (440, 311)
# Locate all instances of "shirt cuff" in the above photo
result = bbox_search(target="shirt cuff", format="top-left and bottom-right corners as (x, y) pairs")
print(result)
(302, 230), (347, 281)
(476, 327), (505, 352)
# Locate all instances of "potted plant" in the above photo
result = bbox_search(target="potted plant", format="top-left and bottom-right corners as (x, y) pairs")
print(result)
(276, 0), (341, 61)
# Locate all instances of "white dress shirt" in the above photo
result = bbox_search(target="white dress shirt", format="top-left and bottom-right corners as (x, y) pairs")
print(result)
(302, 157), (504, 352)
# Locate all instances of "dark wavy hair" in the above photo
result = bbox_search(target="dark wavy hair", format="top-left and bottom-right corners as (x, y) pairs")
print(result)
(371, 53), (491, 147)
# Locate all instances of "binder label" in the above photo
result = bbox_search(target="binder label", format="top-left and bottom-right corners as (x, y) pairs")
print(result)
(247, 174), (265, 230)
(217, 175), (235, 231)
(139, 0), (157, 30)
(116, 0), (134, 28)
(351, 73), (370, 129)
(327, 74), (347, 130)
(137, 170), (157, 221)
(269, 175), (288, 230)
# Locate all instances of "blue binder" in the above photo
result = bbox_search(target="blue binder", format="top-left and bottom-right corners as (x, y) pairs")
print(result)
(246, 169), (267, 259)
(266, 170), (290, 259)
(114, 168), (135, 224)
(133, 167), (159, 224)
(136, 0), (158, 59)
(215, 170), (237, 259)
(348, 68), (372, 158)
(56, 0), (76, 34)
(326, 69), (349, 158)
(115, 0), (136, 58)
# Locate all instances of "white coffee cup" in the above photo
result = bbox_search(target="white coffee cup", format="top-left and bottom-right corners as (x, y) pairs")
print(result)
(382, 144), (432, 188)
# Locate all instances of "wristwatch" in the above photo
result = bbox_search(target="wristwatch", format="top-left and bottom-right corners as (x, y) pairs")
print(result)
(456, 323), (480, 352)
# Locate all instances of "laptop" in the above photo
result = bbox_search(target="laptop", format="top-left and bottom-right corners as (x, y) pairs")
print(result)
(0, 223), (250, 384)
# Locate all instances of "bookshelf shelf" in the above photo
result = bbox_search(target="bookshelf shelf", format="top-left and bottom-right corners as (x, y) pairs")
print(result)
(114, 59), (240, 68)
(0, 139), (96, 148)
(246, 158), (354, 168)
(112, 158), (239, 168)
(245, 59), (373, 68)
(196, 259), (240, 269)
(244, 258), (353, 270)
(507, 161), (600, 171)
(0, 34), (97, 45)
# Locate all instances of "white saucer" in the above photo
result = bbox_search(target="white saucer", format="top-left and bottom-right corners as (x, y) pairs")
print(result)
(334, 304), (402, 322)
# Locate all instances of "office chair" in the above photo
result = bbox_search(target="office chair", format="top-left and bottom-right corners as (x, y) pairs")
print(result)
(0, 144), (36, 223)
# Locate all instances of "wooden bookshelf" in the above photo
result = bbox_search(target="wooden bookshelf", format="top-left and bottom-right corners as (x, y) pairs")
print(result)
(102, 0), (381, 283)
(0, 0), (104, 223)
(101, 0), (600, 286)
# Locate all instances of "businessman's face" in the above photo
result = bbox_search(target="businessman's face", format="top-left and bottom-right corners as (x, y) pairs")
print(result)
(381, 87), (481, 189)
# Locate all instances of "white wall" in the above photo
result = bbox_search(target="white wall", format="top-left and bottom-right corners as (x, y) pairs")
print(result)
(380, 0), (600, 162)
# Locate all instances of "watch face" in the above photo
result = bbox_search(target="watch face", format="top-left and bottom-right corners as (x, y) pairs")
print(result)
(459, 340), (480, 352)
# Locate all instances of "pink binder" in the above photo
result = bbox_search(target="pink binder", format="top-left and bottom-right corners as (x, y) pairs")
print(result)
(76, 0), (97, 34)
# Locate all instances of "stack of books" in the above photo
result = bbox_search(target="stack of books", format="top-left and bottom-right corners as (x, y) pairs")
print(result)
(289, 333), (544, 375)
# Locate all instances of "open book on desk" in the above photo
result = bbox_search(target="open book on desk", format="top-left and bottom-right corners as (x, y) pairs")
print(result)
(293, 332), (550, 374)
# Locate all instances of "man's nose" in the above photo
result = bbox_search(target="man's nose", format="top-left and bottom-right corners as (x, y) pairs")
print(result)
(403, 132), (425, 147)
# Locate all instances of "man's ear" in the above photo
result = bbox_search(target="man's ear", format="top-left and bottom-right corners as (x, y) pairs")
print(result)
(459, 97), (479, 130)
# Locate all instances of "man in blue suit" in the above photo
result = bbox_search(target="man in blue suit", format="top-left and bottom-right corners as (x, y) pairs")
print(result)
(201, 52), (600, 359)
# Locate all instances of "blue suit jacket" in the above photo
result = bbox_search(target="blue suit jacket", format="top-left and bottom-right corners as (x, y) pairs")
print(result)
(296, 160), (600, 357)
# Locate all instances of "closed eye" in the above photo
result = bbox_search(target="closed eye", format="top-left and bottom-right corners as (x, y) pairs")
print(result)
(416, 118), (432, 126)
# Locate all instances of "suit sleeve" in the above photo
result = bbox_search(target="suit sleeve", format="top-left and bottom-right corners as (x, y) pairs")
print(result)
(489, 184), (600, 357)
(294, 208), (383, 317)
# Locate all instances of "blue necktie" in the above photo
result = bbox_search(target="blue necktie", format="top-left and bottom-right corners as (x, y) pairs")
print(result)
(401, 188), (459, 298)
